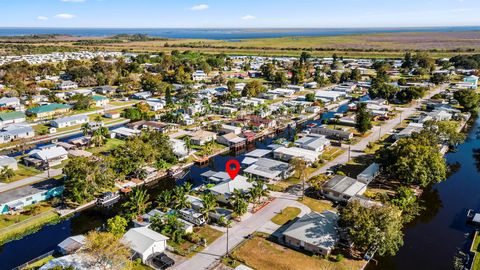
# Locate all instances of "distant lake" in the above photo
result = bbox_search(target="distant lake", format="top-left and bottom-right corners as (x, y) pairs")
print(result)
(0, 26), (480, 39)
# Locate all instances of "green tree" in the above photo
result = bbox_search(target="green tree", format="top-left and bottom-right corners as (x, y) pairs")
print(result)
(390, 186), (422, 223)
(156, 190), (172, 211)
(261, 63), (276, 81)
(454, 89), (480, 113)
(339, 201), (404, 256)
(200, 192), (218, 223)
(290, 157), (308, 199)
(305, 93), (316, 102)
(355, 103), (372, 134)
(241, 80), (265, 97)
(423, 120), (466, 146)
(171, 185), (191, 210)
(122, 188), (151, 219)
(230, 189), (249, 217)
(0, 167), (15, 182)
(106, 215), (128, 237)
(81, 231), (131, 270)
(273, 71), (288, 87)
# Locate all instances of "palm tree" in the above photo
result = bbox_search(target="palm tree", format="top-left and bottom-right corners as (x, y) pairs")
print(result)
(183, 136), (192, 153)
(156, 190), (172, 211)
(93, 115), (103, 123)
(290, 157), (308, 200)
(203, 140), (215, 157)
(81, 123), (92, 136)
(183, 182), (193, 195)
(230, 189), (249, 217)
(0, 167), (15, 182)
(200, 193), (218, 223)
(91, 127), (109, 147)
(172, 186), (191, 210)
(161, 213), (186, 243)
(122, 188), (151, 219)
(249, 181), (264, 205)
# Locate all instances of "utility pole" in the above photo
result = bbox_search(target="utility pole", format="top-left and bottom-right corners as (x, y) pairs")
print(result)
(378, 125), (382, 140)
(348, 145), (351, 162)
(226, 223), (229, 257)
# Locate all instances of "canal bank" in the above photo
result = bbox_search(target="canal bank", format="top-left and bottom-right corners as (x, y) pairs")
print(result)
(368, 115), (480, 270)
(0, 125), (295, 270)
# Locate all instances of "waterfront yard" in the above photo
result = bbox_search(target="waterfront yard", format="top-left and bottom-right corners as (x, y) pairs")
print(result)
(271, 207), (301, 225)
(471, 231), (480, 270)
(231, 235), (366, 270)
(86, 138), (125, 155)
(2, 164), (41, 183)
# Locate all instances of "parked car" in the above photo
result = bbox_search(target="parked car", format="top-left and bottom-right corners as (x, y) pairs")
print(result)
(151, 253), (175, 270)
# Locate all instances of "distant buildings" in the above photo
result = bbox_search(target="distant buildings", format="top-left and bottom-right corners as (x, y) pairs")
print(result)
(192, 70), (208, 81)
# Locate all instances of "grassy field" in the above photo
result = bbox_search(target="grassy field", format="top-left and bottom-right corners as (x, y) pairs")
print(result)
(300, 197), (334, 213)
(3, 31), (480, 58)
(271, 207), (301, 225)
(232, 236), (366, 270)
(169, 225), (223, 257)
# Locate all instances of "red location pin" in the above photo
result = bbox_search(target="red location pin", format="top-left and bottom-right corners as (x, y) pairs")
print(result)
(225, 160), (240, 180)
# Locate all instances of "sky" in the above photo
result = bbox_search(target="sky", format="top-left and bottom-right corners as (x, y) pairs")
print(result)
(0, 0), (479, 28)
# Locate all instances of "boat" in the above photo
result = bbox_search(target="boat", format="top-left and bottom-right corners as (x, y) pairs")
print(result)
(97, 192), (121, 207)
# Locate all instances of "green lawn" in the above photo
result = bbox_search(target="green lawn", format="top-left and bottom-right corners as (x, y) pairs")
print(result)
(169, 225), (224, 257)
(299, 197), (334, 213)
(87, 138), (125, 155)
(0, 202), (54, 229)
(271, 207), (301, 225)
(322, 147), (346, 161)
(2, 164), (42, 183)
(471, 231), (480, 270)
(22, 255), (54, 270)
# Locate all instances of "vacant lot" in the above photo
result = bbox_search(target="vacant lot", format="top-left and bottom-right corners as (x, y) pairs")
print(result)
(271, 207), (301, 225)
(300, 197), (334, 213)
(232, 236), (366, 270)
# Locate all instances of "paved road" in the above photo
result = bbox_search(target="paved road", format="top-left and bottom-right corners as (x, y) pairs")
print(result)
(0, 168), (63, 193)
(173, 193), (307, 270)
(310, 83), (449, 177)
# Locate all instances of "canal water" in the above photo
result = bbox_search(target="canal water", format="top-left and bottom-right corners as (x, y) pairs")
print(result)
(0, 126), (295, 270)
(368, 115), (480, 270)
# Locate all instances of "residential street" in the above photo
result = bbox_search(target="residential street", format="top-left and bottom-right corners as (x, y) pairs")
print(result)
(0, 168), (63, 193)
(173, 192), (306, 270)
(310, 83), (449, 176)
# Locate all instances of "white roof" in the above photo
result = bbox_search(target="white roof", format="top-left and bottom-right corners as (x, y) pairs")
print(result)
(245, 149), (271, 158)
(274, 146), (319, 163)
(122, 227), (169, 255)
(208, 176), (252, 195)
(29, 146), (68, 161)
(0, 155), (17, 167)
(357, 163), (380, 180)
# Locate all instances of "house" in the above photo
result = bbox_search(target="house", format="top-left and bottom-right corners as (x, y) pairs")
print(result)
(93, 85), (116, 95)
(273, 146), (319, 164)
(268, 88), (295, 97)
(304, 82), (318, 89)
(92, 95), (109, 107)
(26, 146), (69, 168)
(201, 171), (248, 184)
(283, 210), (339, 256)
(0, 124), (35, 143)
(104, 111), (121, 119)
(146, 100), (165, 111)
(356, 163), (380, 184)
(315, 90), (346, 103)
(121, 227), (169, 263)
(57, 80), (78, 90)
(0, 179), (64, 214)
(110, 127), (141, 139)
(322, 175), (367, 202)
(0, 97), (21, 110)
(244, 158), (293, 181)
(333, 83), (356, 93)
(190, 130), (217, 146)
(217, 133), (246, 148)
(192, 70), (207, 81)
(394, 123), (423, 140)
(220, 124), (241, 135)
(57, 235), (86, 255)
(26, 103), (72, 118)
(0, 155), (18, 170)
(0, 111), (26, 126)
(306, 106), (322, 114)
(311, 127), (353, 140)
(463, 75), (479, 89)
(295, 135), (330, 153)
(131, 91), (152, 100)
(50, 115), (89, 128)
(208, 176), (254, 204)
(287, 85), (305, 92)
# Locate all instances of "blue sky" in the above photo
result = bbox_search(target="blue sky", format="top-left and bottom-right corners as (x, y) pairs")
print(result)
(0, 0), (478, 28)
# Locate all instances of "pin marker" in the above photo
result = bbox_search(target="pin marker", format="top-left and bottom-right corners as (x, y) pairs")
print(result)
(225, 160), (240, 180)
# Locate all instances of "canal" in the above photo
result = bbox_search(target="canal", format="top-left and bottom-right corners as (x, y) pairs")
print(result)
(0, 126), (295, 270)
(369, 115), (480, 270)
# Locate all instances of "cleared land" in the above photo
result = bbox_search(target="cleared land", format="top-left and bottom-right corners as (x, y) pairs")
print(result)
(271, 207), (301, 225)
(232, 236), (365, 270)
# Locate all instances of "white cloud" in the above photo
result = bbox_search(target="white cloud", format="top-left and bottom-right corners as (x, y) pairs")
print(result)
(37, 16), (49, 21)
(55, 13), (76, 19)
(241, 15), (256, 20)
(60, 0), (86, 2)
(190, 4), (209, 11)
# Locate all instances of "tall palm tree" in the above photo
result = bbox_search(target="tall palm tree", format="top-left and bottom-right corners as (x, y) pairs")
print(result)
(81, 123), (92, 136)
(183, 136), (192, 153)
(230, 189), (249, 217)
(290, 157), (308, 200)
(183, 182), (193, 195)
(172, 186), (190, 210)
(200, 193), (218, 223)
(249, 181), (264, 205)
(122, 188), (151, 219)
(156, 190), (172, 211)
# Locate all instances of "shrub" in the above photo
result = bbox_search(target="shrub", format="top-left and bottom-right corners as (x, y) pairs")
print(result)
(186, 232), (201, 243)
(335, 254), (345, 262)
